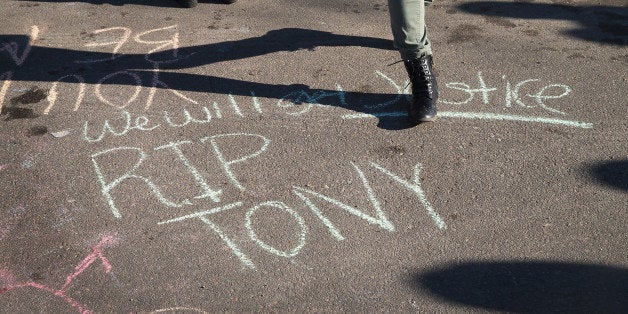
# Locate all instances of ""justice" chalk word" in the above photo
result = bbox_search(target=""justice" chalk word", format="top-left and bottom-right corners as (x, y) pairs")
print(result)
(343, 71), (592, 128)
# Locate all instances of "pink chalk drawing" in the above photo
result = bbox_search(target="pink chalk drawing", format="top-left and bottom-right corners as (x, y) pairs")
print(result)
(0, 235), (118, 314)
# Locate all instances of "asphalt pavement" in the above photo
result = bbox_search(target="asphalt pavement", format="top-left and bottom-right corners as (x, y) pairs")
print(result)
(1, 0), (627, 312)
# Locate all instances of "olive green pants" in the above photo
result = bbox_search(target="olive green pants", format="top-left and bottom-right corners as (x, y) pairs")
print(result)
(388, 0), (432, 60)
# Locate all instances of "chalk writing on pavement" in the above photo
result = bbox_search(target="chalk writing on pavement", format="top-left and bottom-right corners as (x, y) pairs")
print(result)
(0, 24), (594, 274)
(0, 236), (118, 314)
(1, 25), (592, 129)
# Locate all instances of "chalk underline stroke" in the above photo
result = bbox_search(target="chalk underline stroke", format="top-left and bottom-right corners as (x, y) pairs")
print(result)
(342, 111), (593, 129)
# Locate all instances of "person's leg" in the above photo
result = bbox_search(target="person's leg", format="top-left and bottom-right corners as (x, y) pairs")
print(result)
(388, 0), (431, 60)
(388, 0), (438, 123)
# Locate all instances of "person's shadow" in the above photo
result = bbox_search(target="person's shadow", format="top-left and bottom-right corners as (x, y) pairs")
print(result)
(457, 1), (627, 46)
(585, 159), (628, 191)
(413, 261), (628, 312)
(17, 0), (232, 8)
(1, 28), (418, 130)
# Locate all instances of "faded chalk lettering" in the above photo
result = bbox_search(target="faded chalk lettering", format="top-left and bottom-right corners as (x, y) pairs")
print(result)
(364, 71), (404, 110)
(95, 71), (142, 109)
(292, 162), (395, 241)
(439, 82), (474, 105)
(91, 146), (190, 219)
(342, 111), (593, 128)
(527, 84), (571, 115)
(154, 141), (222, 202)
(75, 27), (132, 63)
(503, 75), (513, 107)
(45, 74), (86, 114)
(144, 67), (198, 111)
(83, 110), (132, 142)
(134, 25), (180, 63)
(275, 91), (315, 116)
(228, 94), (243, 117)
(292, 190), (345, 241)
(0, 25), (39, 66)
(212, 102), (222, 119)
(158, 202), (256, 269)
(245, 201), (307, 258)
(436, 111), (591, 128)
(370, 162), (446, 230)
(164, 106), (212, 127)
(439, 71), (573, 116)
(0, 71), (12, 114)
(512, 79), (539, 108)
(250, 91), (262, 113)
(441, 71), (497, 106)
(83, 110), (162, 142)
(134, 115), (160, 131)
(200, 133), (270, 191)
(59, 236), (117, 292)
(276, 88), (346, 116)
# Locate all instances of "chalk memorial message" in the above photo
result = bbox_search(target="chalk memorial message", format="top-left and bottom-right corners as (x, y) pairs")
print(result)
(1, 23), (593, 260)
(1, 23), (593, 311)
(2, 25), (592, 128)
(90, 132), (445, 269)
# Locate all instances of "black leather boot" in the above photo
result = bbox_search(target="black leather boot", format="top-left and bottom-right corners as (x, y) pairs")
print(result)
(404, 55), (438, 123)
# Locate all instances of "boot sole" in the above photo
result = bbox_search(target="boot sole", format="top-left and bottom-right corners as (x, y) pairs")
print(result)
(408, 115), (437, 124)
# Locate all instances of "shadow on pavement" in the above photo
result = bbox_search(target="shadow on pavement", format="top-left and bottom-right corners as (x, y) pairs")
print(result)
(412, 261), (628, 312)
(17, 0), (231, 8)
(585, 159), (628, 191)
(457, 1), (627, 46)
(1, 28), (417, 130)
